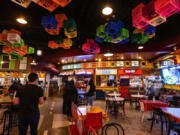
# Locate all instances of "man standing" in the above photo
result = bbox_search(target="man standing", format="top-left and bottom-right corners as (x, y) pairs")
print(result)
(14, 73), (44, 135)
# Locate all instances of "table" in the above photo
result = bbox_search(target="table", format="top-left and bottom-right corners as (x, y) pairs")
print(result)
(131, 94), (145, 98)
(161, 107), (180, 123)
(0, 96), (13, 105)
(107, 93), (121, 97)
(142, 100), (169, 112)
(107, 97), (124, 102)
(78, 106), (109, 123)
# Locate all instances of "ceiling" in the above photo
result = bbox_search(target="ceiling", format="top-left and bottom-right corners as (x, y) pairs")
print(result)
(0, 0), (180, 63)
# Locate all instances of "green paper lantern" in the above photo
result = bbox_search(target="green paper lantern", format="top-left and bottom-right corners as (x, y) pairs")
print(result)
(131, 34), (149, 44)
(104, 35), (113, 43)
(137, 35), (149, 44)
(10, 53), (24, 60)
(28, 47), (35, 54)
(63, 18), (77, 33)
(96, 25), (108, 39)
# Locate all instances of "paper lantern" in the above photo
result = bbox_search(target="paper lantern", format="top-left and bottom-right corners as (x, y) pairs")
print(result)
(120, 38), (130, 44)
(18, 45), (28, 56)
(82, 39), (100, 54)
(11, 0), (31, 8)
(104, 36), (113, 43)
(0, 34), (8, 44)
(64, 30), (77, 38)
(149, 15), (166, 27)
(155, 0), (180, 18)
(45, 28), (60, 35)
(132, 3), (149, 29)
(28, 47), (35, 54)
(37, 0), (59, 12)
(55, 14), (68, 28)
(14, 38), (25, 47)
(144, 26), (156, 39)
(41, 15), (58, 30)
(2, 46), (12, 53)
(119, 28), (129, 39)
(133, 29), (144, 34)
(131, 34), (149, 44)
(143, 1), (160, 21)
(10, 53), (24, 60)
(48, 41), (59, 49)
(7, 33), (21, 44)
(95, 36), (104, 42)
(63, 18), (77, 33)
(52, 0), (72, 7)
(96, 25), (108, 39)
(9, 29), (21, 36)
(32, 0), (40, 3)
(105, 21), (121, 39)
(62, 38), (72, 49)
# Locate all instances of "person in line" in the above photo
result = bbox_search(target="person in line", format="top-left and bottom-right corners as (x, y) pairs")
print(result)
(86, 79), (96, 106)
(63, 80), (78, 118)
(62, 80), (68, 115)
(8, 82), (19, 95)
(14, 73), (44, 135)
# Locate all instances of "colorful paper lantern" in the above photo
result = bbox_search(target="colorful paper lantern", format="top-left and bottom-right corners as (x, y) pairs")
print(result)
(55, 14), (68, 28)
(155, 0), (180, 18)
(7, 33), (21, 44)
(149, 15), (166, 27)
(61, 38), (72, 49)
(11, 0), (31, 8)
(37, 0), (59, 12)
(95, 36), (104, 42)
(120, 38), (130, 44)
(105, 21), (121, 39)
(82, 39), (100, 54)
(48, 41), (59, 49)
(52, 0), (72, 7)
(133, 29), (144, 35)
(28, 47), (35, 54)
(10, 53), (24, 60)
(96, 25), (108, 39)
(64, 30), (77, 38)
(63, 18), (77, 33)
(131, 34), (149, 44)
(41, 15), (58, 30)
(132, 3), (149, 29)
(144, 26), (156, 39)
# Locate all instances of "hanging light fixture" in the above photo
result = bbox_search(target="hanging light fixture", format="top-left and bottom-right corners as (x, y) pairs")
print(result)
(16, 17), (27, 24)
(138, 46), (144, 50)
(30, 59), (37, 65)
(102, 6), (113, 15)
(37, 50), (42, 56)
(104, 51), (113, 57)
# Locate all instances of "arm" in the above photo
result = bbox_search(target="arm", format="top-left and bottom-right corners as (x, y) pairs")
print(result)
(39, 97), (44, 104)
(14, 97), (20, 105)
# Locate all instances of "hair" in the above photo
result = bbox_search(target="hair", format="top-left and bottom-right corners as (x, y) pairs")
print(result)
(69, 80), (74, 86)
(28, 73), (38, 82)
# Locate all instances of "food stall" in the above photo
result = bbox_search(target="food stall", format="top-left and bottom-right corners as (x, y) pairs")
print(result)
(95, 69), (118, 99)
(118, 68), (144, 94)
(74, 69), (94, 90)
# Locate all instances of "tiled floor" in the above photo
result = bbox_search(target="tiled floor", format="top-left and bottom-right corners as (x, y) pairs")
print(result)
(6, 97), (178, 135)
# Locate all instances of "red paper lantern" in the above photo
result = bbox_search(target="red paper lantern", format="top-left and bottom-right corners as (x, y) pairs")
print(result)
(52, 0), (72, 7)
(82, 39), (100, 54)
(48, 41), (59, 49)
(37, 0), (59, 12)
(132, 3), (149, 29)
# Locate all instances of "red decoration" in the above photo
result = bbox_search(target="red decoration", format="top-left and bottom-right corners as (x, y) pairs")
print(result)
(52, 0), (72, 7)
(37, 0), (59, 12)
(82, 39), (100, 54)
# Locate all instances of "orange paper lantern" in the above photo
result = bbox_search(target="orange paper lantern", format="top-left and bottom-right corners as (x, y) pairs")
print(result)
(48, 41), (59, 49)
(52, 0), (72, 7)
(9, 29), (21, 36)
(37, 0), (59, 12)
(55, 14), (68, 28)
(45, 28), (60, 35)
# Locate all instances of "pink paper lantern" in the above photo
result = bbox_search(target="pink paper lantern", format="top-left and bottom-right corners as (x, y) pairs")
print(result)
(155, 0), (180, 18)
(132, 3), (149, 29)
(82, 39), (100, 54)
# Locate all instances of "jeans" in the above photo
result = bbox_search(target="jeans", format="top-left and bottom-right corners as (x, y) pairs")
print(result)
(88, 96), (95, 106)
(18, 114), (40, 135)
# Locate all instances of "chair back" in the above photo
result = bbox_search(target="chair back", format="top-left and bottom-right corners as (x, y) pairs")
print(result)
(86, 112), (102, 129)
(153, 107), (164, 116)
(71, 102), (85, 135)
(102, 122), (125, 135)
(88, 126), (97, 135)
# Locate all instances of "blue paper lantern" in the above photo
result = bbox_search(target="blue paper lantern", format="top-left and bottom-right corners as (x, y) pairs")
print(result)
(41, 15), (58, 30)
(116, 20), (124, 29)
(95, 36), (104, 42)
(144, 26), (156, 36)
(120, 38), (129, 44)
(105, 21), (121, 39)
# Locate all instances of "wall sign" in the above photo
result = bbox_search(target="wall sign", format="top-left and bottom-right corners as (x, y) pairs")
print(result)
(96, 69), (117, 75)
(118, 68), (142, 75)
(131, 61), (139, 67)
(117, 61), (124, 67)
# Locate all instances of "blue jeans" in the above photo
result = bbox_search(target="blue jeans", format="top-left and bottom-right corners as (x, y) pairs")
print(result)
(88, 96), (95, 106)
(18, 114), (40, 135)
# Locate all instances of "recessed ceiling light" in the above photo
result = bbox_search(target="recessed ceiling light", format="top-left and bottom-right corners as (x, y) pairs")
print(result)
(16, 17), (27, 24)
(138, 46), (144, 50)
(104, 52), (113, 57)
(102, 6), (113, 15)
(37, 50), (42, 56)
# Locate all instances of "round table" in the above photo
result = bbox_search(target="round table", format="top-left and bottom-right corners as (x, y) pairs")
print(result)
(131, 94), (145, 98)
(107, 97), (124, 101)
(107, 93), (121, 97)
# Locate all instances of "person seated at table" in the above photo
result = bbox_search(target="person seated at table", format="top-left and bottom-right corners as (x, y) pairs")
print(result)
(86, 79), (96, 106)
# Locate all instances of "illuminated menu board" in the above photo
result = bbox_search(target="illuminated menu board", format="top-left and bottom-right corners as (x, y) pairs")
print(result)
(117, 61), (124, 67)
(96, 69), (117, 75)
(131, 61), (139, 67)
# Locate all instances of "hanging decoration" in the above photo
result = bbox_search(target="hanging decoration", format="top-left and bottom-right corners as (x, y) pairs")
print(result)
(131, 26), (156, 44)
(52, 0), (72, 7)
(95, 20), (129, 44)
(0, 29), (35, 60)
(82, 39), (100, 54)
(63, 18), (77, 38)
(41, 15), (58, 30)
(48, 38), (72, 49)
(36, 0), (59, 12)
(132, 0), (179, 28)
(11, 0), (32, 8)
